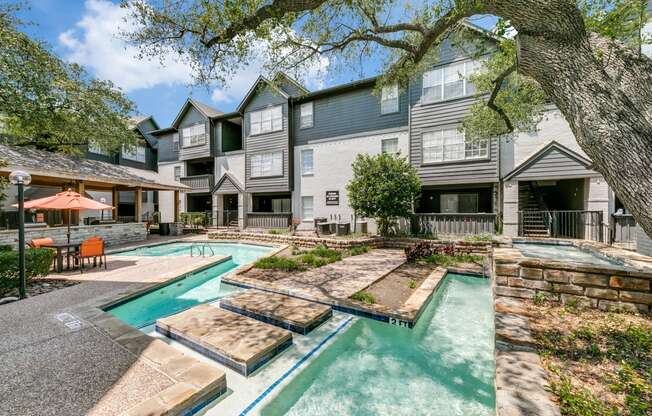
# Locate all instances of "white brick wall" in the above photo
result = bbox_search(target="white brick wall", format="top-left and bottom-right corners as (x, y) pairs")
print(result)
(158, 162), (185, 223)
(292, 130), (409, 232)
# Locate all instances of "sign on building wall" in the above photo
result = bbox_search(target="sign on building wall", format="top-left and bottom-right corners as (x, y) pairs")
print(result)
(326, 191), (339, 206)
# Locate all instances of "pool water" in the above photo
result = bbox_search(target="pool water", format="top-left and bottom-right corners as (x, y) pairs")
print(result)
(260, 274), (495, 416)
(107, 243), (272, 327)
(514, 243), (620, 266)
(113, 242), (272, 264)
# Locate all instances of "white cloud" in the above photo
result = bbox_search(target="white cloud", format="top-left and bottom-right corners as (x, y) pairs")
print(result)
(58, 0), (192, 92)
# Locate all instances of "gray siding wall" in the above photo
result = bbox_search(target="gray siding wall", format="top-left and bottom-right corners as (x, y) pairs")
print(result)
(215, 176), (240, 194)
(293, 85), (408, 145)
(244, 85), (291, 193)
(637, 225), (652, 256)
(278, 78), (305, 97)
(178, 105), (212, 161)
(157, 132), (179, 162)
(510, 148), (597, 180)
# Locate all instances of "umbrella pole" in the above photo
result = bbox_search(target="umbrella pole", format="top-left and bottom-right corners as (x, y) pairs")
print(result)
(67, 209), (71, 243)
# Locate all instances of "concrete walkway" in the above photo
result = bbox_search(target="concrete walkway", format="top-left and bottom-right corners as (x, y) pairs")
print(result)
(226, 249), (405, 303)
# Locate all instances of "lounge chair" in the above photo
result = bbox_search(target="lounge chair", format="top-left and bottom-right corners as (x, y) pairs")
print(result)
(74, 237), (107, 272)
(28, 237), (54, 248)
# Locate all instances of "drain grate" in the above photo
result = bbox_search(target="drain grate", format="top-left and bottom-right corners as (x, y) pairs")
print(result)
(55, 312), (84, 331)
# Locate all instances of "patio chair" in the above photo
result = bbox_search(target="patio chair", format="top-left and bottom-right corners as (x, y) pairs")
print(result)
(28, 237), (54, 248)
(74, 237), (107, 272)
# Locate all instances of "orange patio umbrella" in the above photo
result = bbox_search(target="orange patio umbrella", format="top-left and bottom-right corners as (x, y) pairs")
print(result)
(13, 188), (114, 243)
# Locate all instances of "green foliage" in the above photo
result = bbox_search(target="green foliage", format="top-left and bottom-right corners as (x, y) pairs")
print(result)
(464, 234), (493, 243)
(582, 0), (651, 50)
(268, 228), (287, 235)
(408, 279), (417, 289)
(0, 5), (137, 155)
(346, 152), (420, 236)
(0, 248), (55, 295)
(298, 245), (342, 267)
(254, 256), (304, 271)
(0, 245), (12, 252)
(550, 374), (615, 416)
(351, 291), (376, 304)
(179, 212), (207, 227)
(532, 292), (548, 306)
(347, 245), (370, 256)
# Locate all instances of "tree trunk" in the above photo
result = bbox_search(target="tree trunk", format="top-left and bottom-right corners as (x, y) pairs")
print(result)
(486, 0), (652, 238)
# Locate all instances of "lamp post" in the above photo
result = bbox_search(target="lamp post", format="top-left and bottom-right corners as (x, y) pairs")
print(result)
(100, 197), (106, 222)
(9, 170), (32, 299)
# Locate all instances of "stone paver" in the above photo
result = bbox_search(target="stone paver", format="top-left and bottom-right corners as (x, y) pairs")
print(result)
(156, 303), (292, 376)
(220, 289), (332, 334)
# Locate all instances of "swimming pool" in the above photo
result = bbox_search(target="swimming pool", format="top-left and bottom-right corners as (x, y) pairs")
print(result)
(107, 243), (273, 327)
(514, 242), (620, 266)
(259, 274), (495, 416)
(113, 242), (273, 264)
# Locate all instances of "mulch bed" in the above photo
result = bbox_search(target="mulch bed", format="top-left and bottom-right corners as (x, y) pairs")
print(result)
(525, 301), (651, 416)
(1, 278), (81, 300)
(364, 262), (434, 309)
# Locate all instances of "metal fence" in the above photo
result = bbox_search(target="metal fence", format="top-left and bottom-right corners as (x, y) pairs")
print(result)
(246, 212), (292, 229)
(518, 210), (604, 242)
(411, 213), (497, 236)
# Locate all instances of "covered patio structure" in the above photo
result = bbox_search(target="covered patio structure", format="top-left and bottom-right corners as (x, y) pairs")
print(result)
(0, 144), (188, 231)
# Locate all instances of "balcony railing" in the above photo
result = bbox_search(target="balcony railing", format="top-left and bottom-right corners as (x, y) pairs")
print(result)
(412, 213), (497, 236)
(246, 212), (292, 229)
(180, 174), (214, 191)
(610, 213), (637, 249)
(222, 210), (239, 227)
(518, 210), (604, 242)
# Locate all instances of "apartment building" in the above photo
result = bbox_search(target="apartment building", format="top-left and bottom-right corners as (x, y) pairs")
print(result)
(153, 33), (630, 243)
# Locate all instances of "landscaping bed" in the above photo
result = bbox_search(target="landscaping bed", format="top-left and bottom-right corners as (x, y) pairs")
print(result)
(1, 278), (81, 300)
(526, 300), (651, 416)
(240, 244), (371, 283)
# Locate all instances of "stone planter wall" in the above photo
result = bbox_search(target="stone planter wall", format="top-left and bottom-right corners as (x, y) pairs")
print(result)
(494, 251), (652, 314)
(208, 231), (492, 255)
(0, 222), (147, 249)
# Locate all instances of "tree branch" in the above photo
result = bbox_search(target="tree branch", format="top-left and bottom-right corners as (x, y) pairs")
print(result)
(487, 64), (516, 133)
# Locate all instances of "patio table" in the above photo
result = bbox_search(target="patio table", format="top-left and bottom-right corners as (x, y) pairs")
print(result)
(41, 242), (81, 273)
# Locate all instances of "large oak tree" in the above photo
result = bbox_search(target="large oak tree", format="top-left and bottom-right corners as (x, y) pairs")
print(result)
(124, 0), (652, 236)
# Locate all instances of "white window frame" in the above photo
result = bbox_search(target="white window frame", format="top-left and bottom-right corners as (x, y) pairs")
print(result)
(172, 133), (180, 151)
(250, 105), (283, 135)
(301, 196), (314, 221)
(381, 84), (399, 114)
(422, 60), (480, 103)
(421, 128), (488, 164)
(251, 151), (283, 178)
(381, 138), (399, 154)
(300, 102), (313, 128)
(121, 144), (146, 163)
(174, 166), (182, 181)
(301, 149), (314, 176)
(181, 124), (207, 148)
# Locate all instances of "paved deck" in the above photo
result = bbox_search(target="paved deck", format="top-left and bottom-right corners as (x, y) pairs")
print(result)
(220, 289), (332, 334)
(226, 249), (405, 304)
(156, 304), (293, 376)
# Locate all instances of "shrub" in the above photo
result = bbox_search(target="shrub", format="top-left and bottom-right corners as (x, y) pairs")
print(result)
(0, 248), (55, 295)
(464, 234), (493, 242)
(408, 279), (417, 289)
(351, 291), (375, 304)
(348, 245), (370, 256)
(268, 228), (286, 235)
(0, 244), (12, 252)
(300, 253), (332, 268)
(405, 242), (433, 262)
(425, 253), (483, 267)
(254, 256), (303, 271)
(311, 245), (342, 261)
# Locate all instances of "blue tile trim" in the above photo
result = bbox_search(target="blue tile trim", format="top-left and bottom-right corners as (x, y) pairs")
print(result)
(238, 316), (354, 416)
(180, 385), (228, 416)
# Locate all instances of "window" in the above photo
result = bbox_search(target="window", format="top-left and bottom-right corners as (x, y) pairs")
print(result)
(422, 60), (480, 102)
(381, 138), (399, 154)
(440, 193), (479, 213)
(251, 151), (283, 177)
(301, 196), (314, 220)
(121, 145), (146, 162)
(181, 124), (206, 147)
(172, 133), (180, 151)
(88, 141), (109, 156)
(422, 128), (488, 163)
(174, 166), (181, 181)
(250, 105), (283, 135)
(300, 102), (313, 128)
(381, 84), (399, 114)
(301, 149), (313, 175)
(142, 192), (148, 203)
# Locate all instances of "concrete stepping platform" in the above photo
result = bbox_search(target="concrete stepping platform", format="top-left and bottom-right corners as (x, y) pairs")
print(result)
(219, 289), (332, 335)
(155, 304), (292, 377)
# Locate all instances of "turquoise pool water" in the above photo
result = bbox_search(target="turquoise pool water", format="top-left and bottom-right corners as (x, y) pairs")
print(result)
(107, 243), (272, 327)
(514, 242), (620, 266)
(260, 274), (495, 416)
(113, 242), (273, 264)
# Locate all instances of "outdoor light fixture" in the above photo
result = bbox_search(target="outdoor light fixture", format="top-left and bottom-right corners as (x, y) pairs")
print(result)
(9, 170), (32, 299)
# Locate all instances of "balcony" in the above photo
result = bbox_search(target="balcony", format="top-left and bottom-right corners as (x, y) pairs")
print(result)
(412, 213), (497, 236)
(180, 174), (214, 192)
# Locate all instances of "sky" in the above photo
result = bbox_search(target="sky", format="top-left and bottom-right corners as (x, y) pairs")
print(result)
(17, 0), (497, 127)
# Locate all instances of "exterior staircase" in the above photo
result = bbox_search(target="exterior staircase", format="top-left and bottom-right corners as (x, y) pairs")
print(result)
(518, 182), (551, 237)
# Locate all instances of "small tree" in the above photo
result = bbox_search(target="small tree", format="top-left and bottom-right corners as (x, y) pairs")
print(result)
(346, 152), (420, 236)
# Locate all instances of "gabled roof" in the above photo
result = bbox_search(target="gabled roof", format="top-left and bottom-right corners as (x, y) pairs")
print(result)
(504, 141), (596, 181)
(129, 115), (160, 149)
(273, 72), (309, 95)
(170, 98), (224, 128)
(236, 75), (291, 113)
(212, 171), (244, 194)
